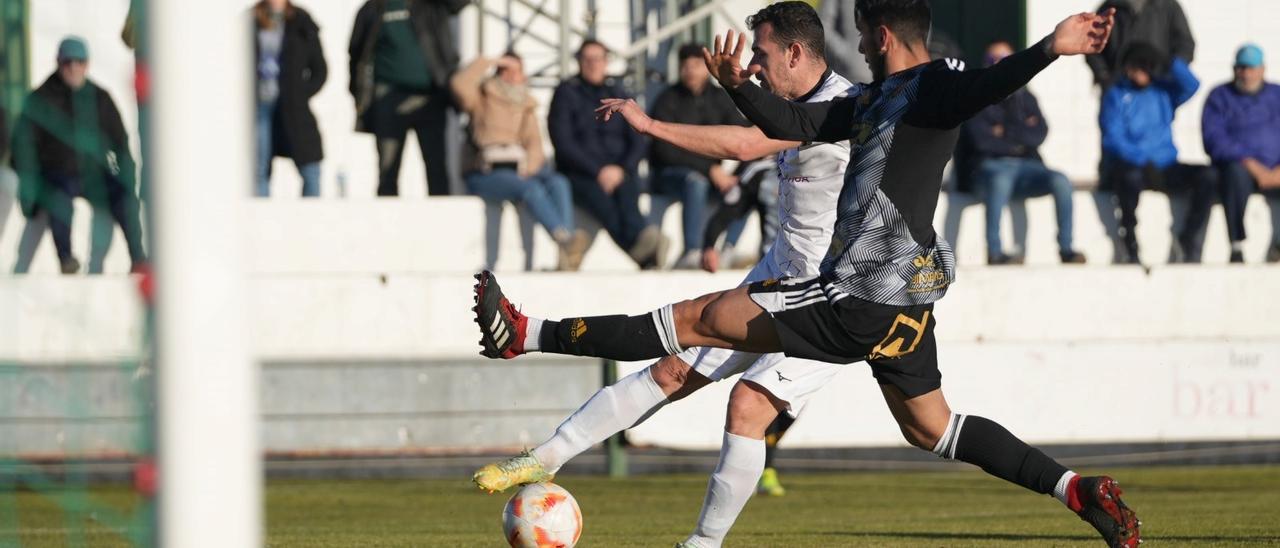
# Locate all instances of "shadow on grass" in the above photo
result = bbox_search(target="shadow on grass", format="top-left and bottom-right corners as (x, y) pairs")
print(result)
(822, 531), (1280, 543)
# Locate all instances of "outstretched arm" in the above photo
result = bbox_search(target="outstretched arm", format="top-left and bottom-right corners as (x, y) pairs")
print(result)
(915, 9), (1116, 129)
(596, 98), (797, 161)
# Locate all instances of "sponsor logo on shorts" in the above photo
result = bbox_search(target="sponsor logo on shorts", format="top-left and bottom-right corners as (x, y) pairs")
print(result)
(760, 278), (779, 288)
(776, 371), (791, 383)
(569, 318), (587, 342)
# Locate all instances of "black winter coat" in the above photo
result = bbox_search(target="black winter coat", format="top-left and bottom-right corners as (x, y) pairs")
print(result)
(255, 6), (328, 164)
(11, 75), (133, 216)
(348, 0), (468, 133)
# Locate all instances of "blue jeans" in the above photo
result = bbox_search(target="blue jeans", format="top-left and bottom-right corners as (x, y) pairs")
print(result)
(465, 167), (574, 235)
(1215, 160), (1280, 244)
(977, 157), (1075, 255)
(652, 166), (713, 252)
(256, 100), (320, 197)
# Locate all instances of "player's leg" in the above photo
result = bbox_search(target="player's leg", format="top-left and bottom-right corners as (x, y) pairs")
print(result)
(473, 346), (765, 492)
(682, 354), (843, 548)
(472, 270), (781, 361)
(681, 380), (782, 548)
(757, 412), (795, 496)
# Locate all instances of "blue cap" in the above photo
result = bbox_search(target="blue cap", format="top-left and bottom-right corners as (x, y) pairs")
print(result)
(1235, 44), (1263, 68)
(57, 36), (89, 61)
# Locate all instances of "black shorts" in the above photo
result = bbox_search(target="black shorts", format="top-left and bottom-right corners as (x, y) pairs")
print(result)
(747, 276), (940, 398)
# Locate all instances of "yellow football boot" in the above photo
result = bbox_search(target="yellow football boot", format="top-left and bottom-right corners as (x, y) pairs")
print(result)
(757, 467), (786, 497)
(472, 450), (554, 493)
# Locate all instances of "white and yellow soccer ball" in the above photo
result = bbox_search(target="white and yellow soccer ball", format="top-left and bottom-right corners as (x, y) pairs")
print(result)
(502, 482), (583, 548)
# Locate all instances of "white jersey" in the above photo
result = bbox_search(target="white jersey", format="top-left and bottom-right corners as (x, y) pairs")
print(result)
(751, 70), (858, 281)
(680, 70), (859, 416)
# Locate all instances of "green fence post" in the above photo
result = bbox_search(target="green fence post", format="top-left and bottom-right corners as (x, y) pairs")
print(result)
(601, 359), (628, 478)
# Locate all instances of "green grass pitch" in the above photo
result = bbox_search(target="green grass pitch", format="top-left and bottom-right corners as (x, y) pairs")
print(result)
(5, 465), (1279, 546)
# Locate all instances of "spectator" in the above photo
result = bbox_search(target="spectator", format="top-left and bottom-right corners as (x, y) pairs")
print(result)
(699, 157), (780, 273)
(1202, 44), (1280, 263)
(348, 0), (468, 197)
(451, 53), (588, 271)
(549, 40), (667, 269)
(254, 0), (327, 198)
(817, 0), (872, 84)
(0, 105), (16, 243)
(11, 37), (146, 274)
(1087, 0), (1195, 88)
(957, 41), (1085, 265)
(1100, 42), (1214, 264)
(649, 44), (747, 269)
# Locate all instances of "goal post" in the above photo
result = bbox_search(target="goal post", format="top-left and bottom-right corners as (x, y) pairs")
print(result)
(147, 0), (260, 546)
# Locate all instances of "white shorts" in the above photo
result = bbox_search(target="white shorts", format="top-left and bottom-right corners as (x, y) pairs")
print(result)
(675, 258), (845, 416)
(679, 345), (844, 417)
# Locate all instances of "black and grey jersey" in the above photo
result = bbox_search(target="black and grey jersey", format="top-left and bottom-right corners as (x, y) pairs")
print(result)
(728, 41), (1058, 306)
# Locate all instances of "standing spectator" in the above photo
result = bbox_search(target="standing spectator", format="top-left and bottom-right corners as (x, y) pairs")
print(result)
(1202, 44), (1280, 263)
(451, 53), (588, 270)
(254, 0), (327, 198)
(0, 105), (17, 244)
(549, 40), (667, 269)
(1087, 0), (1194, 88)
(957, 41), (1085, 265)
(1100, 42), (1214, 264)
(11, 37), (146, 274)
(348, 0), (468, 197)
(649, 44), (747, 269)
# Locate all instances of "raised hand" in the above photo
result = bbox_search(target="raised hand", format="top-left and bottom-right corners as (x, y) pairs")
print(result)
(1050, 8), (1115, 56)
(595, 98), (654, 134)
(701, 30), (761, 89)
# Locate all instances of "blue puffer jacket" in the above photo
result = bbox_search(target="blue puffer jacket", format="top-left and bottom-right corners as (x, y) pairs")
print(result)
(1100, 57), (1199, 168)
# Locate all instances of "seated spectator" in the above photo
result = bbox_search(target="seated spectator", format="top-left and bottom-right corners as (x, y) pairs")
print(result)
(699, 157), (780, 273)
(549, 40), (668, 269)
(11, 37), (146, 274)
(957, 40), (1085, 265)
(649, 44), (747, 269)
(1100, 42), (1214, 264)
(451, 53), (588, 270)
(1201, 43), (1280, 263)
(253, 0), (327, 198)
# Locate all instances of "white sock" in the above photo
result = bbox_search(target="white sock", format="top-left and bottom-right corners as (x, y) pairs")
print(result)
(1053, 470), (1079, 508)
(523, 318), (544, 352)
(531, 367), (668, 473)
(683, 432), (766, 548)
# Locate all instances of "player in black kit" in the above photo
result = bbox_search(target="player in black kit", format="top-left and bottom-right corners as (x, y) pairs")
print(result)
(473, 2), (1139, 546)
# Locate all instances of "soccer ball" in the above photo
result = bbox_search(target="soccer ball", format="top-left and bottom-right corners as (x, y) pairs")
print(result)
(502, 482), (583, 548)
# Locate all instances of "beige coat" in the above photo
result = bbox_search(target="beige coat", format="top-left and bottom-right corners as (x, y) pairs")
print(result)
(450, 58), (546, 176)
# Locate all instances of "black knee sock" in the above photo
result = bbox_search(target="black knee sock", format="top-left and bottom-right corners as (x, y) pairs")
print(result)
(762, 412), (795, 469)
(538, 305), (681, 361)
(937, 414), (1068, 496)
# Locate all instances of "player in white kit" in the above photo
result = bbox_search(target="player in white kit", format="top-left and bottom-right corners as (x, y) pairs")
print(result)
(473, 3), (854, 546)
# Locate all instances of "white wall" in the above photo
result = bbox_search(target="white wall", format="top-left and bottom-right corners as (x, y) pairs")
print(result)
(1028, 0), (1280, 182)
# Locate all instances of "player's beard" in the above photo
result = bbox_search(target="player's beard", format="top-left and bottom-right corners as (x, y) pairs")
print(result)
(867, 53), (887, 82)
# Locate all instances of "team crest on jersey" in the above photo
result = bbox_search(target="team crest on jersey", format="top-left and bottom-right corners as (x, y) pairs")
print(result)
(569, 318), (588, 342)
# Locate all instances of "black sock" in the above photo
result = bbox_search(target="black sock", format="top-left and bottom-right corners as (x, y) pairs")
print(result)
(941, 415), (1067, 496)
(538, 306), (680, 361)
(762, 412), (795, 469)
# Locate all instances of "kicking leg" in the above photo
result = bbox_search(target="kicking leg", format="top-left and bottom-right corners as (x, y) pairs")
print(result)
(681, 380), (783, 548)
(881, 385), (1141, 547)
(472, 354), (713, 492)
(472, 270), (780, 360)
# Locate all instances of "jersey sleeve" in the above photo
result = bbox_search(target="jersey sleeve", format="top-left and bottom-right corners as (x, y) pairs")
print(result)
(726, 81), (858, 143)
(908, 38), (1058, 130)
